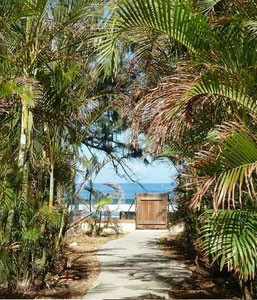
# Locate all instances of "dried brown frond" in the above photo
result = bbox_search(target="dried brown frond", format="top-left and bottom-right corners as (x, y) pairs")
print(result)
(117, 64), (203, 153)
(185, 175), (216, 210)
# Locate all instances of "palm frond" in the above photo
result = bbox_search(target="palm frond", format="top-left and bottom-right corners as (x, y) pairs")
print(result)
(200, 209), (257, 281)
(190, 122), (257, 209)
(185, 70), (257, 114)
(95, 0), (211, 76)
(126, 66), (197, 150)
(197, 0), (222, 12)
(200, 25), (257, 71)
(198, 0), (257, 19)
(118, 0), (210, 51)
(244, 20), (257, 36)
(0, 78), (43, 107)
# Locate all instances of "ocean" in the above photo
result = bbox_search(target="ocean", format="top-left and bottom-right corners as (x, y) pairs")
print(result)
(79, 182), (176, 204)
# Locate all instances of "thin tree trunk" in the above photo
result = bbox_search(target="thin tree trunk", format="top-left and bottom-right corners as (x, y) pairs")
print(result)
(55, 211), (65, 250)
(89, 179), (93, 212)
(18, 101), (28, 168)
(45, 123), (55, 208)
(68, 151), (78, 210)
(49, 162), (54, 207)
(18, 102), (33, 203)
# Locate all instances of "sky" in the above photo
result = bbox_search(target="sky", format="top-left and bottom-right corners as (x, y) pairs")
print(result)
(78, 132), (177, 184)
(94, 158), (177, 184)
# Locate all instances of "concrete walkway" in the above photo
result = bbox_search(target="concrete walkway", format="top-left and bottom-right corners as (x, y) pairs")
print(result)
(84, 230), (192, 299)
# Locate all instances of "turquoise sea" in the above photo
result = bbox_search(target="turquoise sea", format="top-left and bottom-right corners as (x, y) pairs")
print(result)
(79, 182), (176, 204)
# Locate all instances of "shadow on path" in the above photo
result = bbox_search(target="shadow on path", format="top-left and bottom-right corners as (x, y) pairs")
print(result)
(84, 230), (192, 299)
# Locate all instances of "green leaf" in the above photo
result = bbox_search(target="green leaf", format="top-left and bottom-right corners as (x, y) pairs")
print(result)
(39, 205), (62, 228)
(199, 210), (257, 281)
(22, 227), (41, 242)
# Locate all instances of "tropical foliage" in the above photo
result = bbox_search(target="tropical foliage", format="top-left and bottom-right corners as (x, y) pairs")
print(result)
(1, 0), (257, 297)
(200, 210), (257, 281)
(93, 0), (257, 296)
(0, 0), (143, 291)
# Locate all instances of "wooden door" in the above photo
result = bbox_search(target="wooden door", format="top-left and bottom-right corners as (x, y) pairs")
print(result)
(136, 193), (168, 229)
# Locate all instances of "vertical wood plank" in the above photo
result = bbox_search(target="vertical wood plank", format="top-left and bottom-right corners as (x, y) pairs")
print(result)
(135, 193), (168, 229)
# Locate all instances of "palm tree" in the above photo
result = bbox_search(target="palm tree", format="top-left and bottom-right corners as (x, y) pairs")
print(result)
(0, 0), (146, 290)
(0, 0), (113, 290)
(94, 0), (257, 294)
(95, 0), (256, 200)
(95, 0), (256, 132)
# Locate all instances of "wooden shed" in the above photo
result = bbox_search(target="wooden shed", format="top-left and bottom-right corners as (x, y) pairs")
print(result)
(135, 193), (168, 229)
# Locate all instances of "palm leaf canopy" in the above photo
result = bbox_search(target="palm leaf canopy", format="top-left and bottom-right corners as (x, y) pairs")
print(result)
(95, 0), (256, 147)
(95, 0), (212, 76)
(95, 0), (256, 73)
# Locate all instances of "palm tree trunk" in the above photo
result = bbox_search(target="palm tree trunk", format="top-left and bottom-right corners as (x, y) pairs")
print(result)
(89, 179), (93, 212)
(55, 211), (65, 250)
(18, 101), (28, 168)
(49, 162), (54, 207)
(68, 151), (78, 209)
(18, 101), (33, 202)
(45, 123), (55, 208)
